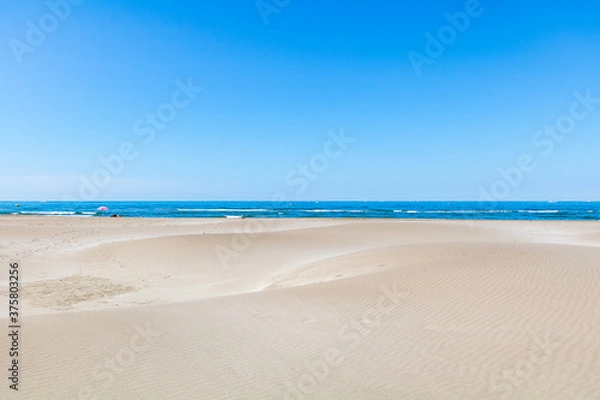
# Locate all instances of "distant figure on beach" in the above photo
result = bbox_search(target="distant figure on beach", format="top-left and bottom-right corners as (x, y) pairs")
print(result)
(110, 214), (121, 218)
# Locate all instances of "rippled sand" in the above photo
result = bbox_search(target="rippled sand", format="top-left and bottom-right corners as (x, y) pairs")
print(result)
(1, 217), (599, 399)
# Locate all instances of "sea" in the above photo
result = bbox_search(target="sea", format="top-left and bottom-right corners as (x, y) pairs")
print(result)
(1, 201), (599, 220)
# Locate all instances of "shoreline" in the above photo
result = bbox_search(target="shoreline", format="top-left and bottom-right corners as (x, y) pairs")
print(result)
(2, 201), (599, 222)
(3, 214), (600, 221)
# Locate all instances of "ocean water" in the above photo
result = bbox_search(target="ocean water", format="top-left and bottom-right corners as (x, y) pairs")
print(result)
(0, 201), (599, 220)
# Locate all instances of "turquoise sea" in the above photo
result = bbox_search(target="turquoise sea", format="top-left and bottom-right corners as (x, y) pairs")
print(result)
(1, 201), (599, 220)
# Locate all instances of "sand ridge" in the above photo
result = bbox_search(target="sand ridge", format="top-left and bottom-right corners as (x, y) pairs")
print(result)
(0, 217), (599, 399)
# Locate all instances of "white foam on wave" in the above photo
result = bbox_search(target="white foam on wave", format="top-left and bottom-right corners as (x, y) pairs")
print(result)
(305, 209), (365, 213)
(20, 211), (76, 215)
(422, 210), (479, 214)
(517, 210), (560, 214)
(178, 208), (267, 212)
(395, 209), (510, 214)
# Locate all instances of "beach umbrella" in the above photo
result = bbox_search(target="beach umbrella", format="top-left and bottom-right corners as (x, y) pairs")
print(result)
(97, 206), (109, 215)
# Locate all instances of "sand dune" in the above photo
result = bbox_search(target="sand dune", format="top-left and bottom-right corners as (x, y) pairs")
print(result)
(1, 217), (599, 399)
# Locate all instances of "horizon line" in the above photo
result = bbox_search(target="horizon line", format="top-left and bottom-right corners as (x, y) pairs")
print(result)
(2, 199), (600, 203)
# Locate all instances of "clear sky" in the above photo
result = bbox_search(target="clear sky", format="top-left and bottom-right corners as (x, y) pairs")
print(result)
(1, 0), (599, 201)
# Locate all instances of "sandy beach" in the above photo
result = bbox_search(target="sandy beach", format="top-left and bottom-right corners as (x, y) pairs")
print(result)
(1, 216), (599, 399)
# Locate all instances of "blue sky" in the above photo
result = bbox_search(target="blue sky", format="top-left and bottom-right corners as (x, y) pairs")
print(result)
(1, 0), (599, 200)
